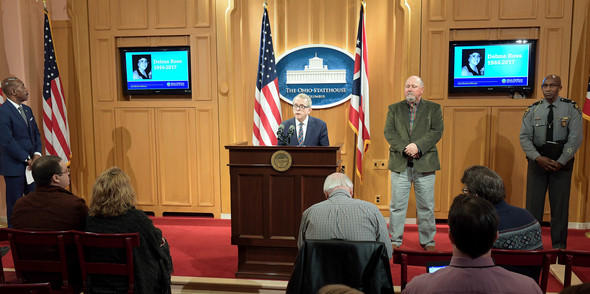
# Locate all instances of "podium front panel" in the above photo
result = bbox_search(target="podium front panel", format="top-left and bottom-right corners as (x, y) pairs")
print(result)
(226, 145), (341, 279)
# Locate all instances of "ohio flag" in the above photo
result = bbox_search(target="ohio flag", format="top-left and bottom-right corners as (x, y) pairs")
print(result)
(583, 76), (590, 121)
(348, 5), (371, 181)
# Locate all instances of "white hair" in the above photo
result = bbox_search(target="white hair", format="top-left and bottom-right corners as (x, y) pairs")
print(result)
(323, 172), (353, 195)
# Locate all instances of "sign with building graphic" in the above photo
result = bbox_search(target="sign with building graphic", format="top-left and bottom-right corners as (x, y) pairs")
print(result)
(276, 45), (355, 109)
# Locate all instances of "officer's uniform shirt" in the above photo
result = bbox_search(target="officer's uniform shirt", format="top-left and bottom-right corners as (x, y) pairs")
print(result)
(519, 96), (583, 165)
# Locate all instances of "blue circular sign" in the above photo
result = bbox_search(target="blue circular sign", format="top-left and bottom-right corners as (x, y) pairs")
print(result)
(276, 45), (354, 109)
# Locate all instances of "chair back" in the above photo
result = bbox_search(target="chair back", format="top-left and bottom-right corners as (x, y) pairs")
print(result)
(491, 248), (559, 294)
(392, 247), (453, 290)
(4, 228), (75, 293)
(287, 239), (393, 294)
(73, 231), (140, 294)
(0, 282), (51, 294)
(0, 229), (7, 284)
(558, 249), (590, 287)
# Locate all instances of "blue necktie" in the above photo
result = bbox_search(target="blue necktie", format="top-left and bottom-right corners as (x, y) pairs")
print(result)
(297, 122), (304, 146)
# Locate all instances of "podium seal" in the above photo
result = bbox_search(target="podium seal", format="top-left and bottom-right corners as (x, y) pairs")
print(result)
(271, 150), (292, 172)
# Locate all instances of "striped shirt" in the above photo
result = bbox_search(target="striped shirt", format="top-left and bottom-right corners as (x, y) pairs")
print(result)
(297, 189), (392, 258)
(408, 99), (420, 135)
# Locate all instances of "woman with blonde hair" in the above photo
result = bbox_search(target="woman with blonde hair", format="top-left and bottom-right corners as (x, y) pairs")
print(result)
(86, 167), (173, 294)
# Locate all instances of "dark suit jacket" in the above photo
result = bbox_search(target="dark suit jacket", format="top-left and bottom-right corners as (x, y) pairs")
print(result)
(0, 102), (42, 176)
(279, 116), (330, 146)
(384, 99), (443, 173)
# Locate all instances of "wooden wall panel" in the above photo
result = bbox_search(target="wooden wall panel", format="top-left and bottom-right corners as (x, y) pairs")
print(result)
(451, 28), (492, 41)
(541, 27), (564, 77)
(156, 108), (196, 206)
(545, 0), (565, 18)
(499, 0), (537, 19)
(424, 29), (446, 100)
(193, 0), (211, 28)
(497, 27), (539, 39)
(93, 38), (115, 102)
(194, 35), (213, 101)
(116, 0), (148, 29)
(154, 0), (187, 28)
(195, 107), (219, 209)
(116, 108), (157, 207)
(317, 0), (348, 46)
(88, 0), (110, 30)
(428, 0), (446, 22)
(441, 107), (490, 212)
(94, 109), (116, 173)
(490, 107), (529, 207)
(453, 0), (491, 21)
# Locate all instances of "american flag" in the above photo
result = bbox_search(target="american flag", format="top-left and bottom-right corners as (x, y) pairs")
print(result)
(348, 5), (371, 181)
(43, 9), (71, 163)
(252, 6), (282, 146)
(0, 88), (4, 104)
(583, 76), (590, 121)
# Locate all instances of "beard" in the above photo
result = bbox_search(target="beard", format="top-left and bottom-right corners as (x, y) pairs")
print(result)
(406, 93), (417, 103)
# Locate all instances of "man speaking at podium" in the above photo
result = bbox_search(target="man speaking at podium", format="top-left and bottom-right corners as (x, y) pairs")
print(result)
(278, 93), (329, 146)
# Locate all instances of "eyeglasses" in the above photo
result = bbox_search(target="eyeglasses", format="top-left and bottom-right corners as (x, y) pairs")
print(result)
(293, 104), (309, 110)
(55, 169), (70, 176)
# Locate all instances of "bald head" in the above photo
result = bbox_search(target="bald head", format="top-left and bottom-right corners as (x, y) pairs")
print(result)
(541, 74), (562, 103)
(1, 77), (21, 95)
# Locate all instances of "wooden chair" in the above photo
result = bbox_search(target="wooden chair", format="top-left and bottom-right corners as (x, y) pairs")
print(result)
(558, 249), (590, 287)
(0, 228), (8, 284)
(73, 231), (140, 294)
(491, 248), (559, 294)
(4, 228), (76, 293)
(391, 247), (453, 290)
(0, 282), (51, 294)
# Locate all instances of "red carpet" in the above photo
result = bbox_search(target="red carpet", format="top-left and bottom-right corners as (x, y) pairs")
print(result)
(2, 217), (589, 293)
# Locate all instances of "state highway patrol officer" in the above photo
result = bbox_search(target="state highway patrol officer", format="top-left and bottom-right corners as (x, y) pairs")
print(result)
(519, 74), (583, 249)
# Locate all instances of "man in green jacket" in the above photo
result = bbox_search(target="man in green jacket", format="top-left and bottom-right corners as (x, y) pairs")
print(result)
(384, 75), (444, 251)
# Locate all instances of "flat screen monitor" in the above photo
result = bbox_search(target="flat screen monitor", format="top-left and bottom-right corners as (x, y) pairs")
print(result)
(448, 40), (537, 96)
(120, 46), (191, 95)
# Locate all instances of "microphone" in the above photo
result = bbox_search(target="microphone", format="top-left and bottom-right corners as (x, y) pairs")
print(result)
(287, 125), (295, 144)
(276, 124), (286, 145)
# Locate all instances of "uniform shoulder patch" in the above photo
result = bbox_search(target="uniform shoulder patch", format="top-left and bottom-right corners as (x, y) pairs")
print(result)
(523, 107), (531, 119)
(523, 100), (541, 118)
(560, 98), (582, 114)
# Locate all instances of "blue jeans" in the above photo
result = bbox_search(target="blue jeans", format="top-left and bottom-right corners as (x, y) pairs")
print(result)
(388, 167), (436, 247)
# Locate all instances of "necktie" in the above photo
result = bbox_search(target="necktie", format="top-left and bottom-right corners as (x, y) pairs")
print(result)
(297, 122), (304, 146)
(546, 104), (554, 142)
(18, 106), (28, 126)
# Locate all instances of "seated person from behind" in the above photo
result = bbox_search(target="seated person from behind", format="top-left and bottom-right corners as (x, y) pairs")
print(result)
(402, 194), (542, 294)
(10, 155), (88, 292)
(297, 172), (391, 258)
(86, 167), (173, 294)
(278, 93), (329, 146)
(461, 165), (543, 281)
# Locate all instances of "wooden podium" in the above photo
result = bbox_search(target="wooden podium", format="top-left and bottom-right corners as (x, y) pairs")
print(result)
(226, 145), (341, 280)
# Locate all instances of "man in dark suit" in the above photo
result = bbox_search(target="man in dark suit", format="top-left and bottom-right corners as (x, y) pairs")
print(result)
(278, 93), (329, 146)
(0, 76), (42, 228)
(384, 75), (443, 251)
